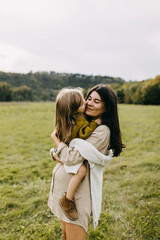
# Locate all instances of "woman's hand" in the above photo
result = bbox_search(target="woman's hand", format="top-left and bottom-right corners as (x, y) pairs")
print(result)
(51, 129), (61, 148)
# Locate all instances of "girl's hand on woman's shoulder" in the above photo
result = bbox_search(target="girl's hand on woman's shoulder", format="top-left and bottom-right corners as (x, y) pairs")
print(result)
(94, 118), (101, 125)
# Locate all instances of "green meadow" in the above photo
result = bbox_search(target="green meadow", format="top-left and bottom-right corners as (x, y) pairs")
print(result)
(0, 102), (159, 240)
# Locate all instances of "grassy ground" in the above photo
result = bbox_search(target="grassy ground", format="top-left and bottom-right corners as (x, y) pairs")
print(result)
(0, 102), (159, 240)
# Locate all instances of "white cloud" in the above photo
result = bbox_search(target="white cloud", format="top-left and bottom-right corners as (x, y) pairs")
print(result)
(0, 42), (38, 72)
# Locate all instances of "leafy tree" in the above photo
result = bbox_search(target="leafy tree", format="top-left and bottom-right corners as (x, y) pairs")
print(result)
(12, 86), (33, 101)
(0, 82), (12, 101)
(0, 72), (12, 83)
(133, 85), (143, 104)
(142, 76), (160, 104)
(117, 89), (125, 103)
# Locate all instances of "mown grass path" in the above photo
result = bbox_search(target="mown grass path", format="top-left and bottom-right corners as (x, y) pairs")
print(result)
(0, 103), (159, 239)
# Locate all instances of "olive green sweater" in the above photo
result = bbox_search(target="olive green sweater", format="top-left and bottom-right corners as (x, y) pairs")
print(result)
(71, 114), (98, 140)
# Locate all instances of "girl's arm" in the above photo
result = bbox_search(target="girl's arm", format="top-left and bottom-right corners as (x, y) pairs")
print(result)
(51, 129), (61, 148)
(51, 129), (84, 165)
(52, 125), (110, 166)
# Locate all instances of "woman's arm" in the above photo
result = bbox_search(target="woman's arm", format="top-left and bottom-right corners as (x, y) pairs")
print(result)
(53, 125), (110, 166)
(69, 138), (113, 167)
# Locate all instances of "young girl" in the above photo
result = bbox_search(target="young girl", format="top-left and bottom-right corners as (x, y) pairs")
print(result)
(50, 88), (100, 221)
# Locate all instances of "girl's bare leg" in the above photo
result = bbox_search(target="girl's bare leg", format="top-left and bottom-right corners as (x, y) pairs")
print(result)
(62, 221), (86, 240)
(66, 164), (87, 200)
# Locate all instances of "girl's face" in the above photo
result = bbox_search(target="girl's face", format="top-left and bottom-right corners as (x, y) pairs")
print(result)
(77, 99), (86, 113)
(85, 91), (105, 119)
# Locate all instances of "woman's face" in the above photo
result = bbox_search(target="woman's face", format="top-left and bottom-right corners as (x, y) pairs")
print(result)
(85, 91), (105, 119)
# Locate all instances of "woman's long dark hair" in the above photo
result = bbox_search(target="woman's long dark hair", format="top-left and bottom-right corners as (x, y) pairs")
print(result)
(85, 84), (125, 156)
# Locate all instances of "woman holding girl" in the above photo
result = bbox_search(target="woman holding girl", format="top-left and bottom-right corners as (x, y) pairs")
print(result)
(48, 84), (125, 240)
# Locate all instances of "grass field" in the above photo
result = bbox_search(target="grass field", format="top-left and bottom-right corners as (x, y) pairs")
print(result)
(0, 102), (160, 240)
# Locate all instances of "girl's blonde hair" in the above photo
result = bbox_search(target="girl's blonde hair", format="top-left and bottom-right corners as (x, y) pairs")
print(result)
(56, 88), (84, 144)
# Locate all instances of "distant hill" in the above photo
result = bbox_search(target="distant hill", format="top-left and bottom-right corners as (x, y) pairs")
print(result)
(0, 71), (125, 101)
(0, 71), (159, 104)
(0, 71), (125, 88)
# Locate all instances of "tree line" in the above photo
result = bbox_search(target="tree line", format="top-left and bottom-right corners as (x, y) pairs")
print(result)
(116, 75), (160, 105)
(0, 71), (159, 104)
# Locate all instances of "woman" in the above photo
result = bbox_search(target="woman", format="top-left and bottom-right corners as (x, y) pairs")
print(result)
(48, 84), (125, 240)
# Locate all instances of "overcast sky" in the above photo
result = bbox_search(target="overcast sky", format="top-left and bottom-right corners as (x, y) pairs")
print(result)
(0, 0), (160, 81)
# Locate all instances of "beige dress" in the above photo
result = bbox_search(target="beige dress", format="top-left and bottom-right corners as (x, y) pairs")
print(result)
(48, 125), (110, 232)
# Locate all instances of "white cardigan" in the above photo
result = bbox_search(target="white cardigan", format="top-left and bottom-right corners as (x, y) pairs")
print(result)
(50, 138), (113, 229)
